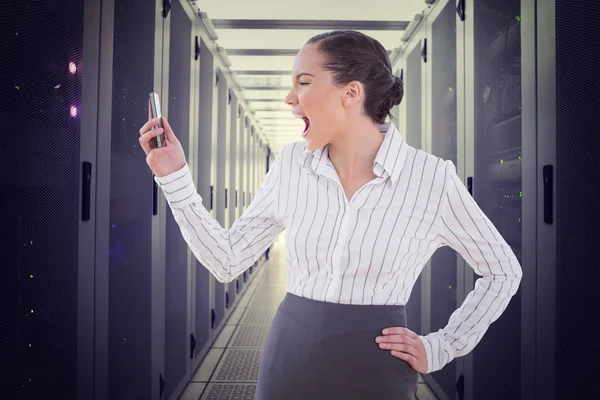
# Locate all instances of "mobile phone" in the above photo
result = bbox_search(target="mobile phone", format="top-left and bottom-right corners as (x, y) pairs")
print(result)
(149, 92), (165, 148)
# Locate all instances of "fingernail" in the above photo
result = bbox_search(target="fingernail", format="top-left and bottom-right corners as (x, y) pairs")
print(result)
(376, 337), (382, 343)
(382, 329), (389, 334)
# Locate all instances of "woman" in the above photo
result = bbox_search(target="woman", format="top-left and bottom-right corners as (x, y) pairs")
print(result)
(138, 30), (522, 400)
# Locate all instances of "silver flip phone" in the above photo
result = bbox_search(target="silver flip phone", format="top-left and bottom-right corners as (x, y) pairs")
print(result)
(149, 92), (165, 148)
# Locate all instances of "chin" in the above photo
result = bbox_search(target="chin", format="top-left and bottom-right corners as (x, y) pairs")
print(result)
(304, 135), (323, 151)
(305, 140), (319, 151)
(303, 127), (328, 151)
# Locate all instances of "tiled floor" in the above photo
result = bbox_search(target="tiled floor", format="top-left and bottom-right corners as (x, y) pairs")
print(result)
(178, 235), (439, 400)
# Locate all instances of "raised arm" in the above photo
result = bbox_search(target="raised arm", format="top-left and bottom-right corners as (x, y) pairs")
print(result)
(154, 150), (285, 283)
(419, 160), (523, 373)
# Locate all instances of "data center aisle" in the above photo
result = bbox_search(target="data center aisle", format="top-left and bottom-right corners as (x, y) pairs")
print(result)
(179, 235), (439, 400)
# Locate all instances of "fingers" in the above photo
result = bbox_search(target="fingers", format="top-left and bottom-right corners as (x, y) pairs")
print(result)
(160, 116), (177, 143)
(139, 117), (161, 137)
(378, 340), (416, 354)
(139, 126), (164, 154)
(382, 327), (418, 339)
(376, 335), (420, 353)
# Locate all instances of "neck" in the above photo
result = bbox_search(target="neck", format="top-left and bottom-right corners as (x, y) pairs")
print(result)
(327, 117), (385, 179)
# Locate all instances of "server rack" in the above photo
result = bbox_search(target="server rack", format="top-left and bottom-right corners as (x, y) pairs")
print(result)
(394, 0), (526, 399)
(162, 1), (195, 398)
(397, 4), (429, 341)
(0, 0), (91, 398)
(424, 2), (461, 398)
(534, 1), (600, 400)
(213, 68), (229, 331)
(228, 92), (240, 306)
(238, 108), (249, 287)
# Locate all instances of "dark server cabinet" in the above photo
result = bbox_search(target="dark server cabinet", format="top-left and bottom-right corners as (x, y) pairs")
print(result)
(399, 26), (425, 339)
(163, 1), (195, 398)
(195, 36), (215, 361)
(214, 68), (229, 331)
(534, 1), (600, 399)
(0, 0), (89, 399)
(104, 0), (163, 398)
(247, 131), (256, 279)
(428, 1), (459, 398)
(467, 1), (524, 399)
(228, 91), (240, 306)
(237, 107), (247, 294)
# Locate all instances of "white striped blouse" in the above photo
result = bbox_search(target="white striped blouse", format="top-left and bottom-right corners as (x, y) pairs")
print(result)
(154, 122), (523, 374)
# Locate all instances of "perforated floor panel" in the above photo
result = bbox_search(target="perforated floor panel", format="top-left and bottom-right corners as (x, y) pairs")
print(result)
(213, 349), (262, 382)
(239, 308), (278, 325)
(248, 294), (285, 308)
(229, 326), (270, 348)
(200, 383), (257, 400)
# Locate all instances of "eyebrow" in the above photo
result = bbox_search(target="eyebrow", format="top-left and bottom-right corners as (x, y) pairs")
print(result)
(295, 72), (315, 80)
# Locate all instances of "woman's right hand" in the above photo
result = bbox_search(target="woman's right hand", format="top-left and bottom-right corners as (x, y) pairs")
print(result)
(139, 99), (187, 178)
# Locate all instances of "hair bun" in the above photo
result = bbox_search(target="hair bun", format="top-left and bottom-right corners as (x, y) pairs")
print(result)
(377, 75), (404, 122)
(390, 75), (404, 106)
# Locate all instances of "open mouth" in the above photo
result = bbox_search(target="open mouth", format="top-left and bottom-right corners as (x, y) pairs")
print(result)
(301, 117), (310, 137)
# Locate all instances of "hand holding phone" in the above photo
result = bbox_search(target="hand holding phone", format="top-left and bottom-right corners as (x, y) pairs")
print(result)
(139, 92), (187, 177)
(149, 92), (166, 148)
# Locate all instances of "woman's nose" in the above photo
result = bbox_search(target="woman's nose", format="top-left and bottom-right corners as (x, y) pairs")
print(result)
(284, 90), (296, 106)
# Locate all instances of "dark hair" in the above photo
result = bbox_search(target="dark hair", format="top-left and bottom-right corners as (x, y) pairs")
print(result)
(306, 30), (404, 124)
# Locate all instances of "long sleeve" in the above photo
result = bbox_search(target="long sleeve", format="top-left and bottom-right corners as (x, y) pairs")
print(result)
(153, 152), (285, 284)
(419, 160), (523, 373)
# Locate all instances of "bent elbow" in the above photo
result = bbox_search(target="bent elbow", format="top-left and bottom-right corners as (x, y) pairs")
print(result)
(214, 271), (233, 284)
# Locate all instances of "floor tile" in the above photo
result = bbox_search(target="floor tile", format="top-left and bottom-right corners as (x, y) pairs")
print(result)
(191, 348), (225, 382)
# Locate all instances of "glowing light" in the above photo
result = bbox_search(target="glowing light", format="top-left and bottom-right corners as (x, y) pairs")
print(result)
(55, 84), (61, 89)
(69, 62), (77, 74)
(70, 106), (78, 117)
(30, 275), (33, 278)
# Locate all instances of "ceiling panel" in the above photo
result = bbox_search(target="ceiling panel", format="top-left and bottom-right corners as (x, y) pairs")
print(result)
(236, 75), (290, 87)
(217, 30), (405, 51)
(229, 55), (296, 71)
(254, 111), (295, 119)
(196, 0), (427, 20)
(241, 89), (290, 99)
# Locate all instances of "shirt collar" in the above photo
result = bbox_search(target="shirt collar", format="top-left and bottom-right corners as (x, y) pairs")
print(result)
(300, 122), (408, 186)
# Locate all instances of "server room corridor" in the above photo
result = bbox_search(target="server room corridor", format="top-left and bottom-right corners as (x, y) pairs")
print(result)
(178, 236), (439, 400)
(2, 1), (599, 400)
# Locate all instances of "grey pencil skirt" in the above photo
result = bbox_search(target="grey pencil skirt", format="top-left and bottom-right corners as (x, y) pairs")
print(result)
(256, 292), (419, 400)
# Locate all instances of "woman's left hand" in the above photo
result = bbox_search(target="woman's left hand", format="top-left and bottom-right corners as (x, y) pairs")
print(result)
(376, 327), (428, 373)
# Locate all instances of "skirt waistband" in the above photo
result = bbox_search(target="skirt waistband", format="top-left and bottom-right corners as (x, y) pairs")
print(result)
(280, 292), (407, 327)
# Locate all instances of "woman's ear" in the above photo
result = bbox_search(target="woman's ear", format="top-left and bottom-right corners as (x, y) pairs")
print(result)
(342, 81), (363, 107)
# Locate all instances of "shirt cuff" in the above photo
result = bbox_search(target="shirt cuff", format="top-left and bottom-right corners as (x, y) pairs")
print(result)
(418, 331), (455, 374)
(153, 163), (199, 209)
